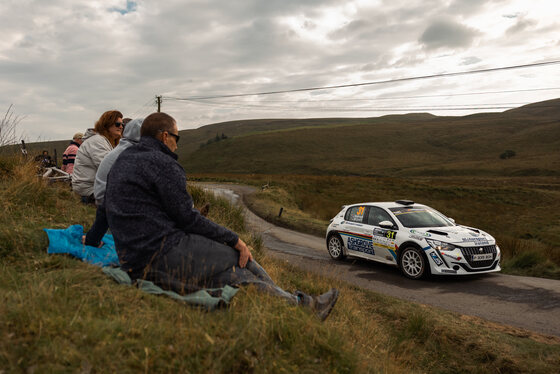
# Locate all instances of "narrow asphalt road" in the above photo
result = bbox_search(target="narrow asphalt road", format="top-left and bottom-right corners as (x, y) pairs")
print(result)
(197, 182), (560, 338)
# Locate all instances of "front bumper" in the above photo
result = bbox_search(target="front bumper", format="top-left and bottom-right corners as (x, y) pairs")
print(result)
(428, 245), (501, 275)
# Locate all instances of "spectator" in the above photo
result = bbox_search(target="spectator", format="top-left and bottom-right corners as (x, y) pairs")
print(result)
(61, 133), (83, 174)
(105, 112), (339, 320)
(83, 118), (143, 247)
(71, 110), (123, 204)
(35, 150), (54, 169)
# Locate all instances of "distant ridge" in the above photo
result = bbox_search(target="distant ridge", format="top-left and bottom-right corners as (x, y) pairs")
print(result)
(180, 97), (560, 177)
(12, 97), (559, 178)
(504, 97), (560, 117)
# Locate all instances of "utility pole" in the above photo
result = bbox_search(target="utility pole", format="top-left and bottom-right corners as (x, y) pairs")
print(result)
(156, 95), (162, 112)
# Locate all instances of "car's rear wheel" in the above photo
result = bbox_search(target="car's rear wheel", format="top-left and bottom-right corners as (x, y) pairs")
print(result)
(327, 234), (346, 260)
(399, 246), (428, 279)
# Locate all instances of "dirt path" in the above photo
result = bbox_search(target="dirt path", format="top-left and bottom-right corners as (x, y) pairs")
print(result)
(197, 182), (560, 338)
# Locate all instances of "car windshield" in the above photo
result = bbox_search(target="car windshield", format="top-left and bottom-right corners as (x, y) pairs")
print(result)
(389, 206), (453, 228)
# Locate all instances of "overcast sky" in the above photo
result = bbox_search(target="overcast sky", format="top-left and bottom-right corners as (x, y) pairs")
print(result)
(1, 0), (559, 141)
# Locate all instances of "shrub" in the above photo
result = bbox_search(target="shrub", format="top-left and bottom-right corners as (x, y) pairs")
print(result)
(499, 150), (516, 159)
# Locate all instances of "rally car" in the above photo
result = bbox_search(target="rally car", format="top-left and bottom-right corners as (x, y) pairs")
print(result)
(325, 200), (501, 279)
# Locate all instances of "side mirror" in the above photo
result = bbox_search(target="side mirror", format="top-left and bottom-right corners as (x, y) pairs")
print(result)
(379, 221), (395, 229)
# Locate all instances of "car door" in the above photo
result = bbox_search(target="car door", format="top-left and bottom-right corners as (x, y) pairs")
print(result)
(338, 205), (376, 259)
(365, 206), (399, 264)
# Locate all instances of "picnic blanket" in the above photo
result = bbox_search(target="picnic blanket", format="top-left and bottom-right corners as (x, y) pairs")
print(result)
(44, 225), (238, 310)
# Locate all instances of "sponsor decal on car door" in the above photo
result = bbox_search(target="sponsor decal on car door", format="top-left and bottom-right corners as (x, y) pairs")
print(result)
(338, 206), (376, 258)
(370, 227), (398, 262)
(366, 206), (399, 262)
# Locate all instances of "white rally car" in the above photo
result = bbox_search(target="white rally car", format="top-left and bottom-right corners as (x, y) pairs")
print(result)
(326, 200), (501, 279)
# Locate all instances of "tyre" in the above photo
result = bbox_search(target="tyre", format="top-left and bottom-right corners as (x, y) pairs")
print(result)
(327, 234), (346, 260)
(399, 246), (428, 279)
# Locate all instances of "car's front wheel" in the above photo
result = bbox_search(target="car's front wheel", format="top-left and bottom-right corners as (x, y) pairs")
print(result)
(399, 246), (428, 279)
(327, 234), (346, 260)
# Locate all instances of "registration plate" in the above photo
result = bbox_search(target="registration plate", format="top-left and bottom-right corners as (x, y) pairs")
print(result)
(472, 253), (493, 261)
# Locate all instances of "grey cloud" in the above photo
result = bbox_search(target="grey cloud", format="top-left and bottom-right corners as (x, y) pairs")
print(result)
(329, 19), (373, 40)
(419, 19), (480, 50)
(303, 20), (316, 30)
(447, 0), (486, 16)
(461, 56), (481, 65)
(506, 16), (538, 34)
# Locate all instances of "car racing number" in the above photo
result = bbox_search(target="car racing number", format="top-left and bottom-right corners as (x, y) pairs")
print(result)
(373, 228), (397, 240)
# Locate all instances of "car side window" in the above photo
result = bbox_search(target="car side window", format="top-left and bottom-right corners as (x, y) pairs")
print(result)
(366, 206), (397, 228)
(345, 205), (366, 223)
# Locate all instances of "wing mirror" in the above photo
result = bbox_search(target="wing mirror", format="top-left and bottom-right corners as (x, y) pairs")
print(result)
(379, 221), (395, 229)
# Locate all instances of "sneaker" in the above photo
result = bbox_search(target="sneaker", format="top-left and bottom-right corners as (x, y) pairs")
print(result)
(312, 288), (339, 321)
(296, 288), (339, 321)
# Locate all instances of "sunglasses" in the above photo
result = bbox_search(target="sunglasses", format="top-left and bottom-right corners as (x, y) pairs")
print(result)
(167, 132), (180, 144)
(159, 129), (180, 144)
(114, 122), (124, 128)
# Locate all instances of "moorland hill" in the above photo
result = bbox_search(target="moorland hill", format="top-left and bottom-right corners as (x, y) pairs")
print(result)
(16, 98), (560, 177)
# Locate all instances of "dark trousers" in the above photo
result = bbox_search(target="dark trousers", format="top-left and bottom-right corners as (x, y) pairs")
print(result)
(144, 233), (298, 303)
(85, 202), (109, 247)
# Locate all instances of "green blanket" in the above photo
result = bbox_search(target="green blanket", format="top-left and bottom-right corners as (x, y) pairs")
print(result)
(102, 267), (238, 311)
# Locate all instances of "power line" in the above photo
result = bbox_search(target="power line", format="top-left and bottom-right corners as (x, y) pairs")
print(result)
(177, 98), (517, 112)
(185, 97), (528, 109)
(129, 97), (156, 118)
(176, 97), (560, 113)
(169, 87), (560, 103)
(163, 59), (560, 100)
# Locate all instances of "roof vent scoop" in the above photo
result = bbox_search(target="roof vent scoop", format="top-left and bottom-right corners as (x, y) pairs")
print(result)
(395, 200), (414, 205)
(427, 230), (448, 236)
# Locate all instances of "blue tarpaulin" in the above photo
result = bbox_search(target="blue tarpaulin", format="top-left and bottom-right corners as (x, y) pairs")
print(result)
(44, 224), (119, 266)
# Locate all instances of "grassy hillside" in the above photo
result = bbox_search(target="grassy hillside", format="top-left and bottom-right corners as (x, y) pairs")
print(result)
(182, 98), (560, 177)
(16, 98), (559, 177)
(2, 156), (560, 373)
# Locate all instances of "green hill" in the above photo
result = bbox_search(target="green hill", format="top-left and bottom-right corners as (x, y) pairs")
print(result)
(15, 98), (560, 177)
(181, 98), (560, 177)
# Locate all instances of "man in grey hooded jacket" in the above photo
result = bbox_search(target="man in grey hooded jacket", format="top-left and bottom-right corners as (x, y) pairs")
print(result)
(83, 119), (143, 247)
(94, 118), (143, 204)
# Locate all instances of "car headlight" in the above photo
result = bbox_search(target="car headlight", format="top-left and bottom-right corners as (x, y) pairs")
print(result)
(426, 239), (456, 251)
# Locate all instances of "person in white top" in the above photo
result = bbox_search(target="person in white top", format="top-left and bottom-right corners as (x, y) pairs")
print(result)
(71, 110), (123, 203)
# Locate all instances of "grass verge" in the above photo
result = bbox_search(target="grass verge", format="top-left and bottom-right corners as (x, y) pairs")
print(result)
(1, 157), (559, 373)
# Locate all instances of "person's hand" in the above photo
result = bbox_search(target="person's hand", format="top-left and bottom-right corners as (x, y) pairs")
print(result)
(234, 238), (254, 268)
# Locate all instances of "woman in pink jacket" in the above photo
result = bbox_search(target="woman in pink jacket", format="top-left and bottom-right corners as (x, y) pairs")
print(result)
(61, 133), (83, 174)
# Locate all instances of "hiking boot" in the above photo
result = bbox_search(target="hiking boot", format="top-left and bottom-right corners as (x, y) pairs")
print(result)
(296, 288), (339, 321)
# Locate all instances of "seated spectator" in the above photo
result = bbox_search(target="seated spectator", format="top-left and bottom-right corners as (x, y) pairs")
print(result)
(61, 133), (83, 174)
(72, 110), (123, 204)
(83, 118), (143, 247)
(35, 150), (54, 169)
(105, 112), (339, 320)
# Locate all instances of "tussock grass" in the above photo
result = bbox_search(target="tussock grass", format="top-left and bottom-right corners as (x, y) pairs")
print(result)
(1, 156), (560, 373)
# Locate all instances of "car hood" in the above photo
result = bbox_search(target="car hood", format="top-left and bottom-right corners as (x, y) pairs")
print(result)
(408, 225), (495, 246)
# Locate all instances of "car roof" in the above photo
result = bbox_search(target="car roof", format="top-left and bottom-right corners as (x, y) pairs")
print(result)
(345, 202), (428, 209)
